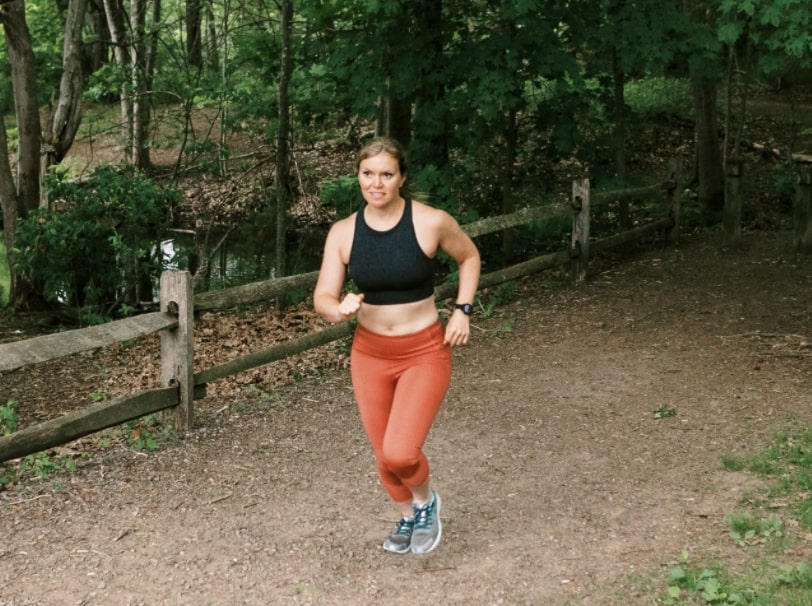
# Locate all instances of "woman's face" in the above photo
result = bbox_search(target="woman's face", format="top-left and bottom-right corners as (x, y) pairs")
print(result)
(358, 152), (406, 209)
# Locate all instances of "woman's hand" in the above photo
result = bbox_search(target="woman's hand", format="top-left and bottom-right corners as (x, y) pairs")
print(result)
(337, 292), (364, 322)
(444, 309), (471, 346)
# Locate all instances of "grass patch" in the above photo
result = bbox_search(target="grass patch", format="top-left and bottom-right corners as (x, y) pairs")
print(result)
(0, 399), (175, 490)
(626, 76), (693, 120)
(657, 426), (812, 604)
(723, 426), (812, 529)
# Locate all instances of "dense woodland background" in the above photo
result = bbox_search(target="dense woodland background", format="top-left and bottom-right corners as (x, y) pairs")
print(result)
(1, 0), (811, 319)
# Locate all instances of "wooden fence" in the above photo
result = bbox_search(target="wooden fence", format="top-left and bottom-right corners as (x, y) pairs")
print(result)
(0, 161), (682, 464)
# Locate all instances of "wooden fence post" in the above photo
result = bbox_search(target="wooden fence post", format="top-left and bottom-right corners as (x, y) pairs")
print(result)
(160, 271), (194, 432)
(571, 178), (591, 282)
(794, 168), (812, 254)
(724, 158), (743, 246)
(666, 157), (683, 245)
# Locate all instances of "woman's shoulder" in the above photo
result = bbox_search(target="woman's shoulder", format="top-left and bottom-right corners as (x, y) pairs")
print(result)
(324, 212), (358, 250)
(329, 211), (358, 233)
(411, 199), (456, 230)
(411, 199), (449, 221)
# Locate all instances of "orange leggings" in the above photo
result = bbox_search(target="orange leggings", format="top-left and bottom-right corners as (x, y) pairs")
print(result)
(350, 321), (452, 504)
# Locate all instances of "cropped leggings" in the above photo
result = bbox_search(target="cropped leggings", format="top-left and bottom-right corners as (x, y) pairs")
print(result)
(350, 321), (452, 504)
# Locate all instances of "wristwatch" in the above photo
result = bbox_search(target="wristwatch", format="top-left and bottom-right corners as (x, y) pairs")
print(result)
(454, 303), (474, 316)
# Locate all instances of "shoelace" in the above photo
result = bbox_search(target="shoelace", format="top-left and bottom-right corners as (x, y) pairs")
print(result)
(395, 518), (414, 536)
(413, 500), (434, 529)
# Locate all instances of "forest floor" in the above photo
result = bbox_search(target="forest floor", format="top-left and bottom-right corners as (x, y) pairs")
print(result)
(2, 90), (812, 604)
(2, 226), (812, 605)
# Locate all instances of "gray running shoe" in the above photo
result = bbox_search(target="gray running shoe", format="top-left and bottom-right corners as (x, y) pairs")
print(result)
(382, 517), (414, 554)
(410, 491), (442, 555)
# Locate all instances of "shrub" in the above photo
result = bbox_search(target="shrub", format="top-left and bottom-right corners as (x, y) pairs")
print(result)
(15, 165), (180, 319)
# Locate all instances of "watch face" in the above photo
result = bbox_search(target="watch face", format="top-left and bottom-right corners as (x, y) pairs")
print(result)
(457, 303), (473, 315)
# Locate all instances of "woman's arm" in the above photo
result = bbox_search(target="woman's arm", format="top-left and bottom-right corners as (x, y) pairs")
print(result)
(313, 219), (364, 323)
(436, 211), (480, 345)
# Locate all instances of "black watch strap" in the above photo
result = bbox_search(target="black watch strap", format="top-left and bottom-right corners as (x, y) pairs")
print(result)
(454, 303), (473, 316)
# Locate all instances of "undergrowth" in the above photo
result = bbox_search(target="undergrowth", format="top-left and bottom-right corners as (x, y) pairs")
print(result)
(0, 400), (173, 490)
(653, 424), (812, 605)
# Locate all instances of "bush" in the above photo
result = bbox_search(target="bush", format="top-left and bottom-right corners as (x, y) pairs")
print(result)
(15, 165), (180, 318)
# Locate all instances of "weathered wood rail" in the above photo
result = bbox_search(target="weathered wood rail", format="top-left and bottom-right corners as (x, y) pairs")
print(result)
(0, 163), (682, 463)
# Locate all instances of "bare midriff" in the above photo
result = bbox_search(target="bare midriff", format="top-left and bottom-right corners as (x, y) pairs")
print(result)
(356, 295), (439, 336)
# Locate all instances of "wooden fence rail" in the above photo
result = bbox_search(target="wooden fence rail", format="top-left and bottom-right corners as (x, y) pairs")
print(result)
(0, 164), (682, 464)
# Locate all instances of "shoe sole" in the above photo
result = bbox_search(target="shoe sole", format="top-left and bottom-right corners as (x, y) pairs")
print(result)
(411, 492), (442, 555)
(382, 542), (410, 555)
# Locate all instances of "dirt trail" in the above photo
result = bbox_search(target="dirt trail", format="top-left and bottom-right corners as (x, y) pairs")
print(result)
(2, 229), (812, 605)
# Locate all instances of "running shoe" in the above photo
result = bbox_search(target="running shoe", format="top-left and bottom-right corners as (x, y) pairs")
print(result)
(411, 491), (442, 555)
(382, 516), (414, 554)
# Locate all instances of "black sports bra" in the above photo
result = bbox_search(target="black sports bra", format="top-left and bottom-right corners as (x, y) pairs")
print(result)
(348, 198), (436, 305)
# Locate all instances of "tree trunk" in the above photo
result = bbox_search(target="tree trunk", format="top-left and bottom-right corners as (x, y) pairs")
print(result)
(1, 0), (41, 216)
(43, 0), (88, 172)
(612, 48), (626, 181)
(411, 0), (447, 169)
(186, 0), (203, 70)
(499, 109), (518, 262)
(0, 118), (19, 293)
(130, 0), (151, 169)
(275, 0), (293, 279)
(380, 85), (412, 146)
(140, 0), (160, 160)
(83, 0), (111, 75)
(0, 0), (42, 309)
(690, 72), (725, 213)
(102, 0), (132, 157)
(205, 0), (218, 72)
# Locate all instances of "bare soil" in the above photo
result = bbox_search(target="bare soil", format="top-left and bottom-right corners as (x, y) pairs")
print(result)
(2, 227), (812, 605)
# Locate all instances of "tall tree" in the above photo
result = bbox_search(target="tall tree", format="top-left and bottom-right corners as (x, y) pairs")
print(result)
(130, 0), (151, 168)
(186, 0), (202, 70)
(275, 0), (292, 278)
(683, 0), (726, 212)
(0, 0), (42, 308)
(43, 0), (87, 173)
(578, 0), (688, 182)
(102, 0), (132, 155)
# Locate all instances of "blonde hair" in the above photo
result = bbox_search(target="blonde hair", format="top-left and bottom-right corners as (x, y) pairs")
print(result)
(355, 136), (408, 175)
(356, 136), (424, 200)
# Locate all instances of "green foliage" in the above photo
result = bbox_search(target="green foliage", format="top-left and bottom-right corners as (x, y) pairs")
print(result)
(410, 164), (455, 212)
(663, 548), (812, 605)
(1, 400), (19, 435)
(470, 281), (518, 322)
(1, 450), (83, 488)
(18, 451), (78, 481)
(15, 166), (179, 318)
(319, 175), (361, 218)
(20, 3), (64, 106)
(770, 159), (799, 207)
(667, 556), (746, 604)
(652, 428), (812, 603)
(776, 561), (812, 590)
(124, 416), (173, 451)
(0, 401), (18, 487)
(626, 77), (694, 120)
(729, 513), (784, 547)
(654, 405), (678, 419)
(0, 237), (10, 308)
(718, 0), (812, 74)
(0, 59), (12, 113)
(84, 63), (133, 104)
(0, 399), (84, 488)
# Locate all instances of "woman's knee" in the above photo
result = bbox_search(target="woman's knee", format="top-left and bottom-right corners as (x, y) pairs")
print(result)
(379, 447), (424, 482)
